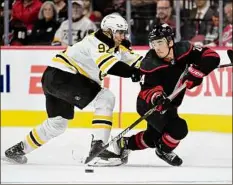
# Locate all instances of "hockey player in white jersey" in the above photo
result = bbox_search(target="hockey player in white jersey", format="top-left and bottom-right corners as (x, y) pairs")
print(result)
(5, 13), (142, 166)
(52, 0), (97, 46)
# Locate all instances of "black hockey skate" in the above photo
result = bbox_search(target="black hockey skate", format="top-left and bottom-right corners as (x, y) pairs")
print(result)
(4, 141), (28, 164)
(87, 138), (123, 167)
(155, 140), (182, 166)
(113, 137), (130, 164)
(89, 140), (120, 160)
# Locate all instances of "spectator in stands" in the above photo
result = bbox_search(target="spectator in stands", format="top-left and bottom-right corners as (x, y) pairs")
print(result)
(11, 0), (42, 33)
(10, 0), (42, 45)
(53, 0), (67, 24)
(205, 2), (232, 47)
(52, 0), (97, 46)
(183, 0), (215, 43)
(82, 0), (102, 26)
(29, 1), (60, 45)
(203, 11), (219, 46)
(148, 0), (176, 31)
(222, 2), (232, 46)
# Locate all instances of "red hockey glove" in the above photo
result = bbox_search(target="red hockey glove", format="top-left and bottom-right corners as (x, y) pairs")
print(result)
(182, 66), (205, 89)
(151, 90), (171, 112)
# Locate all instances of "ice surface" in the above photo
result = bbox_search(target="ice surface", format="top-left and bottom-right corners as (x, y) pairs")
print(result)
(1, 128), (232, 184)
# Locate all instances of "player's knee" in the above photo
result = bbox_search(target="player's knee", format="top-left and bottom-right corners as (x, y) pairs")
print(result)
(44, 116), (68, 137)
(102, 89), (115, 110)
(94, 88), (115, 112)
(166, 118), (188, 140)
(143, 127), (161, 148)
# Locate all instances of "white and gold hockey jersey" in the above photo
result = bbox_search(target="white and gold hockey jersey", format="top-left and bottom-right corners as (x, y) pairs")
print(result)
(50, 30), (143, 85)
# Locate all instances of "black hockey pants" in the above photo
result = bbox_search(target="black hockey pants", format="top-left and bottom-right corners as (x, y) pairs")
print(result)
(41, 67), (101, 119)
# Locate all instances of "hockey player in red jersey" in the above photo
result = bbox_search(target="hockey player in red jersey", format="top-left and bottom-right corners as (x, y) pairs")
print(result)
(114, 23), (220, 166)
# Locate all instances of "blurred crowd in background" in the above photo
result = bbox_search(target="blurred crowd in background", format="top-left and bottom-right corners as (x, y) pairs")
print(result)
(0, 0), (232, 46)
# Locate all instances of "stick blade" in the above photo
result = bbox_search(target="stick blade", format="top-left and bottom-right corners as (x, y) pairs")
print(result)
(227, 50), (233, 64)
(84, 156), (92, 164)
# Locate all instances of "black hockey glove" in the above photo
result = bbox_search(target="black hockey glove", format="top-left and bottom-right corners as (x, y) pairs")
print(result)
(182, 65), (205, 89)
(151, 90), (171, 112)
(131, 68), (141, 82)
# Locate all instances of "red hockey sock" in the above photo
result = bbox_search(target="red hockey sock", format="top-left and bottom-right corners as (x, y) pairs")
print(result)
(127, 131), (150, 150)
(161, 132), (180, 151)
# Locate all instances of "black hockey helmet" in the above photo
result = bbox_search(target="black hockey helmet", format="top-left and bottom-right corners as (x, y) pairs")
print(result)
(148, 23), (175, 42)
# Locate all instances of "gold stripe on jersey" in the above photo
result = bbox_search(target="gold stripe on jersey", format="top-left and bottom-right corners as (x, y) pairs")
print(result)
(99, 57), (118, 74)
(52, 38), (61, 43)
(32, 128), (45, 145)
(54, 52), (89, 78)
(26, 135), (38, 149)
(52, 57), (77, 72)
(119, 45), (134, 54)
(119, 45), (129, 52)
(96, 53), (112, 66)
(93, 115), (113, 122)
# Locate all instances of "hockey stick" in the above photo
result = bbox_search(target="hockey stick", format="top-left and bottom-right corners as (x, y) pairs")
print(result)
(84, 82), (187, 165)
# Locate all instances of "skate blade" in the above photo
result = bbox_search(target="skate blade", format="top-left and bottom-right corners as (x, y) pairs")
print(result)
(1, 156), (26, 165)
(72, 150), (124, 167)
(87, 157), (124, 167)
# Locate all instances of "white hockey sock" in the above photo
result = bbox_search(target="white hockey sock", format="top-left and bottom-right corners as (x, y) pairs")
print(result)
(92, 114), (112, 143)
(23, 116), (68, 154)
